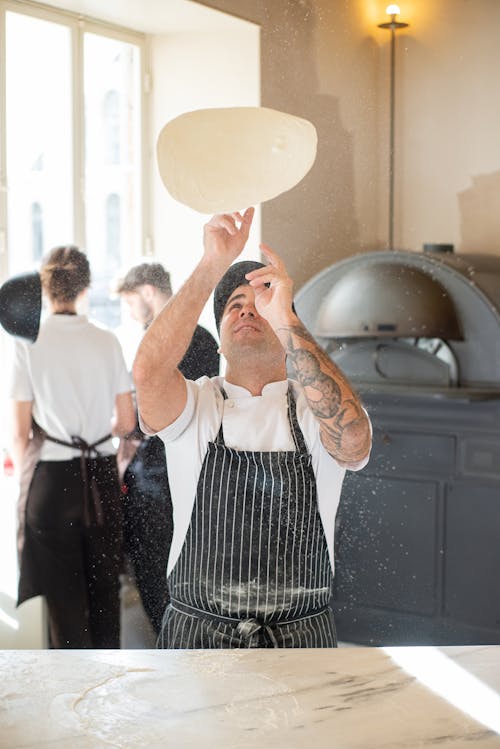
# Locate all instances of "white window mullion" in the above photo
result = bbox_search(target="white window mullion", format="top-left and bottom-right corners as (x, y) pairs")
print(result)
(142, 37), (153, 259)
(0, 6), (9, 282)
(73, 17), (85, 250)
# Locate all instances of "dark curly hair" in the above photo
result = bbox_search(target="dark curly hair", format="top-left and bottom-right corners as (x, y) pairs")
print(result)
(40, 245), (91, 303)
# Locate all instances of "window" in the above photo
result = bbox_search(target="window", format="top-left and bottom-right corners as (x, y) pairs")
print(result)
(1, 2), (147, 329)
(5, 10), (73, 276)
(83, 32), (143, 328)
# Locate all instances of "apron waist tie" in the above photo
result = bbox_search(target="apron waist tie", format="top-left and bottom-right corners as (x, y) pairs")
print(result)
(43, 431), (112, 527)
(170, 599), (329, 648)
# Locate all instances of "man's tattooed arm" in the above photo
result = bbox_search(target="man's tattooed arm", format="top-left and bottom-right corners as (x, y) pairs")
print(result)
(278, 322), (371, 466)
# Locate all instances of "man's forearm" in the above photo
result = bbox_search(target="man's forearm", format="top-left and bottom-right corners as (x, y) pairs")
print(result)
(276, 317), (371, 465)
(11, 435), (29, 478)
(133, 210), (254, 432)
(10, 400), (33, 479)
(132, 258), (223, 432)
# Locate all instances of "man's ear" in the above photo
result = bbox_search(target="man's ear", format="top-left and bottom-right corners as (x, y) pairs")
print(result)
(141, 284), (156, 302)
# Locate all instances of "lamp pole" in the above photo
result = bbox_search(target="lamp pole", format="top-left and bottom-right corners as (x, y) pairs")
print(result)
(378, 5), (409, 251)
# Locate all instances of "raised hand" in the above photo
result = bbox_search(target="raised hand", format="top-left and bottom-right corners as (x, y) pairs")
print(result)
(203, 207), (255, 267)
(245, 242), (295, 330)
(247, 244), (371, 468)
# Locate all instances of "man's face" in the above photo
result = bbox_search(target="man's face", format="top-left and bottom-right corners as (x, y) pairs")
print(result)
(219, 284), (283, 360)
(121, 287), (154, 328)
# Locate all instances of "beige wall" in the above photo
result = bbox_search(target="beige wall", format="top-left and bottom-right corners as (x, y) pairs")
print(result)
(150, 21), (260, 334)
(192, 0), (380, 288)
(391, 0), (500, 255)
(193, 0), (500, 288)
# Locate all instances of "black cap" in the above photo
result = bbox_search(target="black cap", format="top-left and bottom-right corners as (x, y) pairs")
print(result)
(213, 260), (265, 332)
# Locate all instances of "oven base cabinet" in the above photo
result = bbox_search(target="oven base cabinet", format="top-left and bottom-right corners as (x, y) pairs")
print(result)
(332, 390), (500, 645)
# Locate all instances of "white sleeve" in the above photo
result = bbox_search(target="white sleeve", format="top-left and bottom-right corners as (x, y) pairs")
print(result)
(7, 339), (33, 401)
(138, 378), (199, 439)
(345, 407), (372, 471)
(139, 376), (221, 445)
(111, 333), (133, 395)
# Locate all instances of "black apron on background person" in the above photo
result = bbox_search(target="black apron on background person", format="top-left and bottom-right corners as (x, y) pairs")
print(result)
(159, 387), (337, 649)
(122, 435), (172, 633)
(17, 425), (123, 649)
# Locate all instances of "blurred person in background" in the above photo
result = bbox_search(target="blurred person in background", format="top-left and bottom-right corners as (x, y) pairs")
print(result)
(115, 262), (219, 635)
(8, 245), (135, 648)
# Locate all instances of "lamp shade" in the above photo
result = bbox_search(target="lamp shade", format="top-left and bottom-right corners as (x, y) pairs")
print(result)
(0, 271), (42, 342)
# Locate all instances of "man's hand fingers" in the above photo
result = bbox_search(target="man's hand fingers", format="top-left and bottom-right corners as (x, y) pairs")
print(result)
(247, 267), (277, 286)
(259, 242), (285, 269)
(239, 207), (255, 240)
(206, 208), (254, 238)
(242, 206), (255, 223)
(206, 214), (237, 235)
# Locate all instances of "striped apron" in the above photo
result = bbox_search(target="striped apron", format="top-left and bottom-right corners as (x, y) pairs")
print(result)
(159, 387), (337, 648)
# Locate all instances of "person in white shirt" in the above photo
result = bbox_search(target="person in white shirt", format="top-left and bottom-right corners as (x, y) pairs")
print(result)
(133, 208), (372, 648)
(9, 245), (135, 648)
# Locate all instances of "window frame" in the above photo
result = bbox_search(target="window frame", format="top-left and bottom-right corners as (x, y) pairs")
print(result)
(0, 0), (150, 285)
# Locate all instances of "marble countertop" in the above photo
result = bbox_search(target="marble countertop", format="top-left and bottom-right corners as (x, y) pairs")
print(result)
(1, 646), (500, 748)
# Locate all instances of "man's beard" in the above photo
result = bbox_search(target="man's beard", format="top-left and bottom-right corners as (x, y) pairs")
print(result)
(142, 302), (154, 330)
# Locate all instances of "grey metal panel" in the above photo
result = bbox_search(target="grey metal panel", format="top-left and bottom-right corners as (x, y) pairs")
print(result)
(444, 483), (500, 629)
(333, 340), (454, 386)
(335, 475), (439, 616)
(434, 252), (500, 312)
(332, 604), (500, 646)
(458, 438), (500, 479)
(332, 391), (500, 645)
(359, 390), (500, 447)
(366, 429), (455, 477)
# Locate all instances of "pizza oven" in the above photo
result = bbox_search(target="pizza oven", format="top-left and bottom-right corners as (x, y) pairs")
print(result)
(295, 246), (500, 646)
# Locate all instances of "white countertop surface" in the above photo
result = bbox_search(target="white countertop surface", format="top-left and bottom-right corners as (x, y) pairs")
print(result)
(1, 646), (500, 748)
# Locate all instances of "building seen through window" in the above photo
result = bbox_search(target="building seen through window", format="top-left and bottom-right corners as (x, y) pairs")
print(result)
(85, 34), (142, 330)
(4, 9), (143, 332)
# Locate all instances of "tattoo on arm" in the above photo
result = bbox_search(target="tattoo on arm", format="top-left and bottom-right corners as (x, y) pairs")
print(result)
(279, 324), (370, 462)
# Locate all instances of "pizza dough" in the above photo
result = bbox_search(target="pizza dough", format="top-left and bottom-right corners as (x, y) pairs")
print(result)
(156, 106), (317, 213)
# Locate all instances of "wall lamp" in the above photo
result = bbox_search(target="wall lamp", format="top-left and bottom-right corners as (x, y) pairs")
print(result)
(378, 4), (409, 251)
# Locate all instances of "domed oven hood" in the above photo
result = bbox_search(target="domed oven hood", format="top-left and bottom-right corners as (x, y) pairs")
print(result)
(295, 249), (500, 389)
(314, 262), (462, 340)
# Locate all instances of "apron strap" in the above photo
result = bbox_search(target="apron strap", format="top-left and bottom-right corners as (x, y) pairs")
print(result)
(215, 388), (228, 445)
(286, 385), (308, 454)
(40, 425), (112, 527)
(170, 598), (329, 648)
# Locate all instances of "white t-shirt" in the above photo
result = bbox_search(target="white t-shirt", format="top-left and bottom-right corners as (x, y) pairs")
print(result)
(8, 314), (132, 461)
(148, 376), (371, 576)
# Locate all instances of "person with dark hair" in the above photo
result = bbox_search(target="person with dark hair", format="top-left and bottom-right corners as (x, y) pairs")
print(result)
(115, 261), (219, 635)
(8, 245), (136, 649)
(132, 208), (372, 649)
